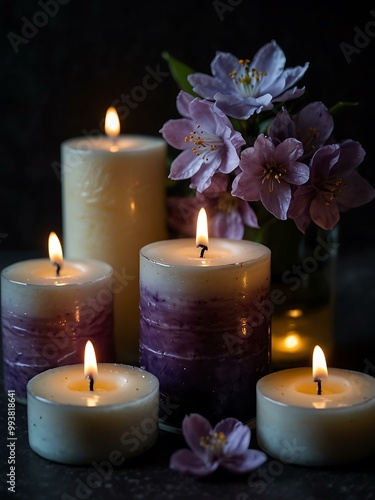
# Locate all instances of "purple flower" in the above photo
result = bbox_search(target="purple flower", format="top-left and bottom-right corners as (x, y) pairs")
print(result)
(268, 102), (334, 160)
(231, 134), (310, 219)
(167, 174), (259, 239)
(188, 40), (309, 120)
(160, 90), (245, 192)
(289, 140), (375, 232)
(170, 413), (267, 477)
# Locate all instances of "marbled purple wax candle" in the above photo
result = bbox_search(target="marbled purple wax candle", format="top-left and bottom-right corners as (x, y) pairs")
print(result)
(139, 238), (271, 432)
(1, 258), (115, 403)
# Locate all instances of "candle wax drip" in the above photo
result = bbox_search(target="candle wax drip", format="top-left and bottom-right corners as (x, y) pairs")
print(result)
(197, 244), (208, 258)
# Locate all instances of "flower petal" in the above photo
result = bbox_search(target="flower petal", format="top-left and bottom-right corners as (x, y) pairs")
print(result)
(170, 449), (218, 477)
(260, 180), (291, 220)
(220, 449), (268, 474)
(337, 172), (375, 208)
(215, 93), (273, 120)
(215, 419), (250, 455)
(182, 413), (212, 459)
(160, 118), (194, 149)
(331, 139), (365, 176)
(210, 211), (244, 239)
(231, 172), (261, 202)
(176, 90), (195, 118)
(169, 149), (203, 180)
(274, 138), (304, 165)
(295, 101), (334, 147)
(310, 196), (340, 230)
(190, 154), (222, 192)
(238, 200), (259, 229)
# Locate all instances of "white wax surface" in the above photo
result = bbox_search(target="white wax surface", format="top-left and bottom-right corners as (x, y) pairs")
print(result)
(61, 134), (167, 364)
(1, 258), (113, 317)
(140, 238), (271, 296)
(63, 135), (163, 153)
(27, 364), (159, 464)
(2, 258), (111, 286)
(256, 367), (375, 466)
(141, 238), (269, 266)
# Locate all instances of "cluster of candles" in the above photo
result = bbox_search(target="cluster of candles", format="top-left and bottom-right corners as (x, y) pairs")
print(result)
(1, 108), (375, 466)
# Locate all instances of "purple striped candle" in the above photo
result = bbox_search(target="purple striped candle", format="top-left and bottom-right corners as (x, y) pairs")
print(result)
(139, 237), (271, 433)
(1, 257), (115, 403)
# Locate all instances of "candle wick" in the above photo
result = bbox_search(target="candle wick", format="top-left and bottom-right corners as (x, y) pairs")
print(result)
(197, 244), (208, 258)
(87, 374), (94, 392)
(55, 263), (61, 277)
(314, 377), (322, 395)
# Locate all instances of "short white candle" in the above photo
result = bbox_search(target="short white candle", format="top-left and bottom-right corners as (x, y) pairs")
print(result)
(27, 342), (159, 465)
(61, 107), (167, 364)
(1, 233), (114, 403)
(256, 346), (375, 466)
(139, 209), (271, 432)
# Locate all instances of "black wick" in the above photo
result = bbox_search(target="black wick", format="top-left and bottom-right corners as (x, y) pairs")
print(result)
(54, 263), (61, 277)
(197, 244), (208, 258)
(87, 374), (94, 392)
(314, 377), (322, 395)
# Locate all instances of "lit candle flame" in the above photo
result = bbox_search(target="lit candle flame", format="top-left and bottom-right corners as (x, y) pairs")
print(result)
(313, 345), (328, 379)
(313, 345), (328, 395)
(48, 232), (63, 275)
(84, 341), (98, 391)
(196, 208), (208, 257)
(104, 106), (120, 138)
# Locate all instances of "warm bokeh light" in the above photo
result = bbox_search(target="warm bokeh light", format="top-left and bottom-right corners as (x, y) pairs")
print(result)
(104, 106), (120, 137)
(84, 340), (98, 379)
(284, 333), (300, 349)
(286, 308), (303, 319)
(48, 232), (63, 270)
(312, 345), (328, 380)
(196, 207), (208, 248)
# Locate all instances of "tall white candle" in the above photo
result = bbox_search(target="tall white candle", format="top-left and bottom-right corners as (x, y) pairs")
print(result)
(61, 108), (167, 364)
(27, 342), (159, 464)
(1, 234), (115, 403)
(256, 346), (375, 466)
(139, 212), (271, 432)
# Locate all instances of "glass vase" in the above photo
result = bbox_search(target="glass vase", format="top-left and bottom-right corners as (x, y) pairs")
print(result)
(246, 218), (339, 369)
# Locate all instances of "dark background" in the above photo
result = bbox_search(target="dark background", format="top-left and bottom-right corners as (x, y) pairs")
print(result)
(1, 0), (375, 254)
(1, 5), (375, 499)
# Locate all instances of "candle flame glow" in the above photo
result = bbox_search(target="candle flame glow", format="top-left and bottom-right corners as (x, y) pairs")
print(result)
(48, 232), (63, 271)
(105, 106), (120, 138)
(84, 340), (98, 379)
(196, 207), (208, 248)
(312, 345), (328, 380)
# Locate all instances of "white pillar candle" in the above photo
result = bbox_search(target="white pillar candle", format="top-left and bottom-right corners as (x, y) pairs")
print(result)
(256, 347), (375, 466)
(139, 226), (271, 432)
(61, 108), (167, 365)
(27, 344), (159, 464)
(1, 235), (115, 404)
